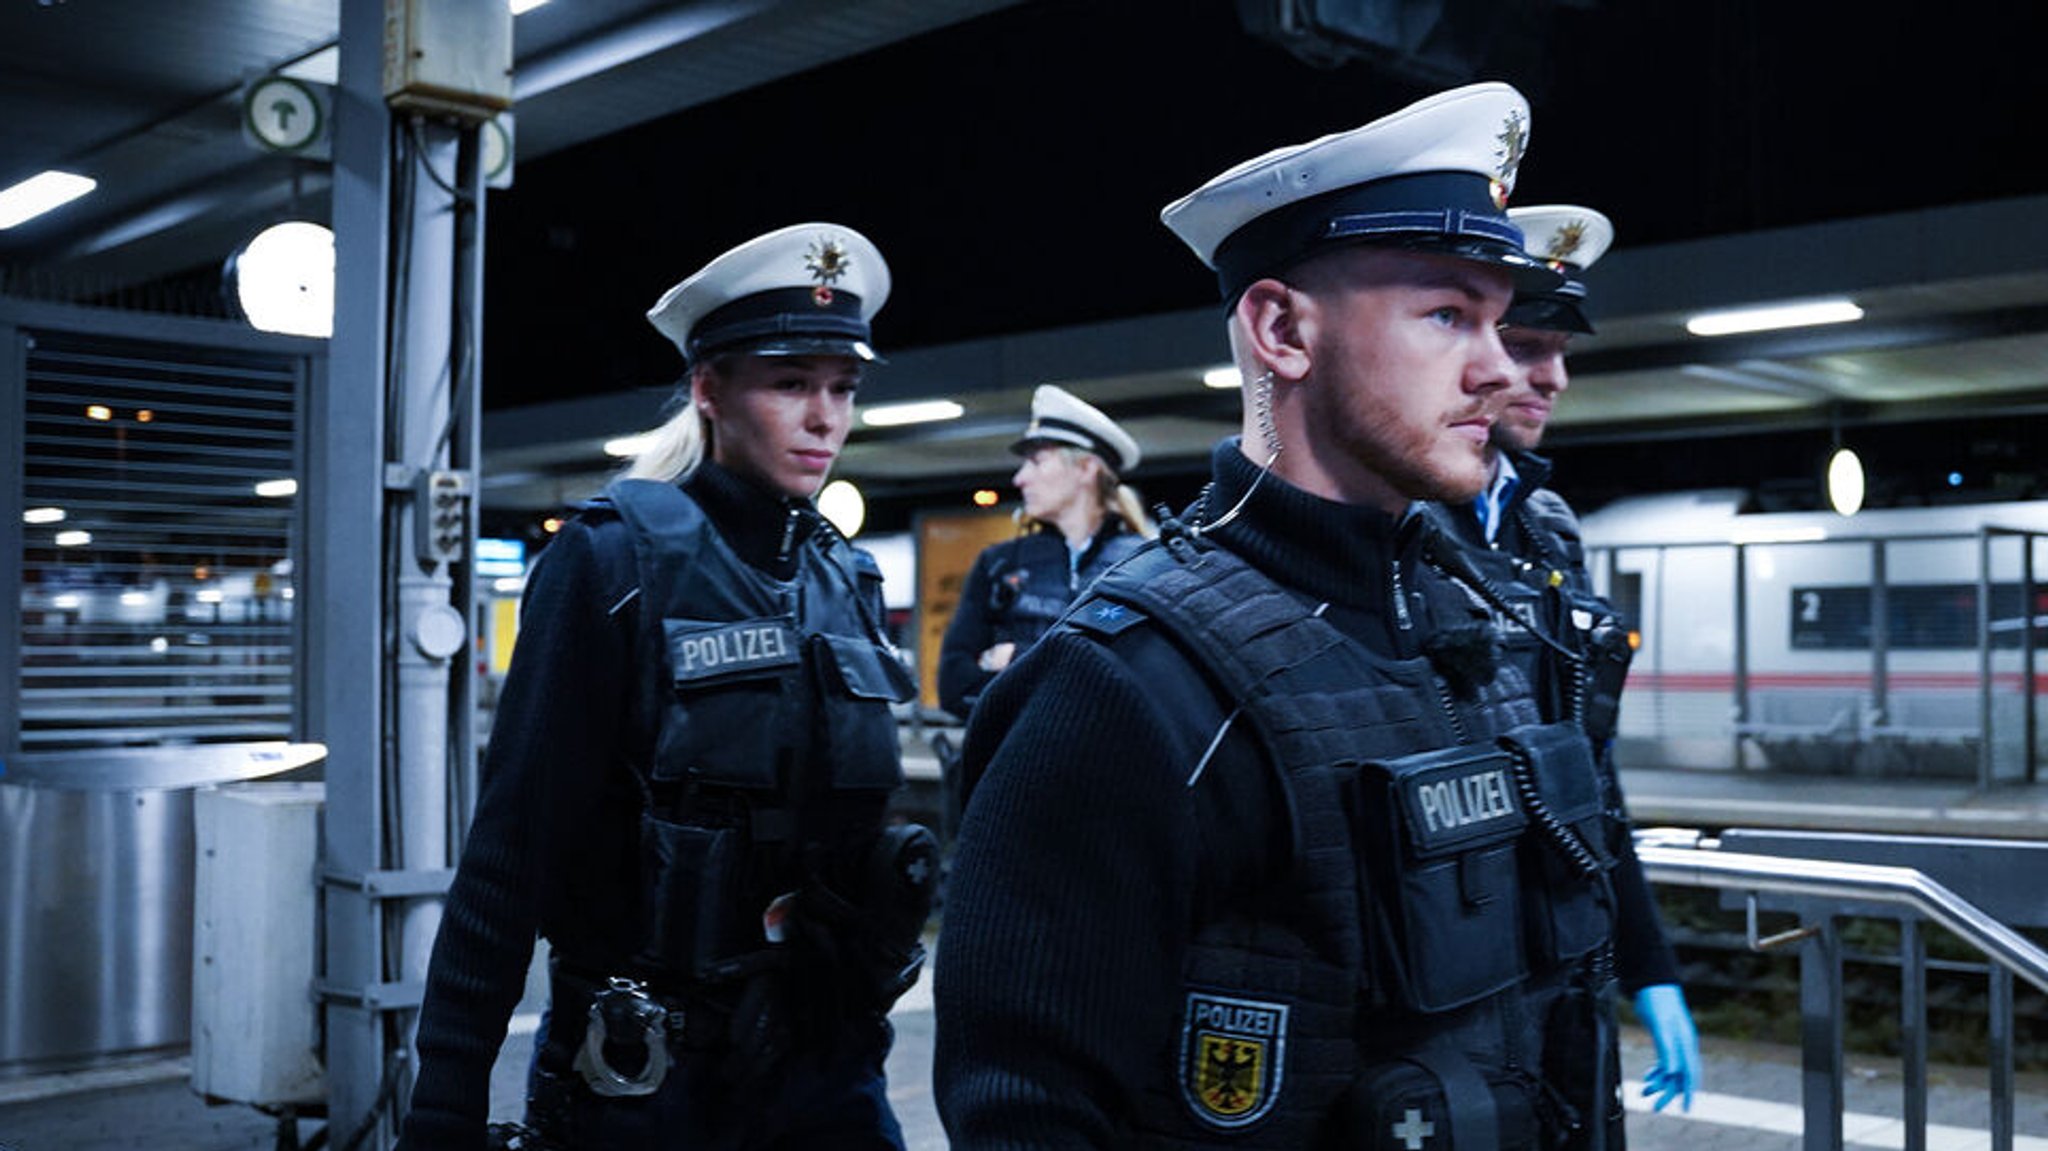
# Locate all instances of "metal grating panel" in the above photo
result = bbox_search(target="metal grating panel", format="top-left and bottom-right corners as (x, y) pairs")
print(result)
(18, 333), (298, 753)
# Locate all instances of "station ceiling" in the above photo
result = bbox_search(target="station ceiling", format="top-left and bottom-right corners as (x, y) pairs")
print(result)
(5, 1), (2047, 530)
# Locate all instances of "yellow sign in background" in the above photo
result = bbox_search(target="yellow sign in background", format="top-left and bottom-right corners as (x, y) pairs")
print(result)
(914, 510), (1019, 711)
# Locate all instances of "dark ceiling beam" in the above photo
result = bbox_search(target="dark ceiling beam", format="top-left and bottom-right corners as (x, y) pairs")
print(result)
(513, 0), (776, 101)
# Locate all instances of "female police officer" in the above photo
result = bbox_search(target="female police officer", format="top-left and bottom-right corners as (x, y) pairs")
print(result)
(399, 223), (934, 1151)
(936, 385), (1151, 720)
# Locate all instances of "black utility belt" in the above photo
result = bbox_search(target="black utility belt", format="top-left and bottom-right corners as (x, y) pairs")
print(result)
(549, 962), (730, 1054)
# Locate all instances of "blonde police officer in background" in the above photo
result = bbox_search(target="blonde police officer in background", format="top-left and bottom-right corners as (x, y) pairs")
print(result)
(1431, 205), (1702, 1115)
(935, 82), (1686, 1150)
(399, 223), (935, 1151)
(936, 384), (1152, 721)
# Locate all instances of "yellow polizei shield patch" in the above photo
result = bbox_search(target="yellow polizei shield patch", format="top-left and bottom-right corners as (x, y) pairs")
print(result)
(1180, 991), (1288, 1129)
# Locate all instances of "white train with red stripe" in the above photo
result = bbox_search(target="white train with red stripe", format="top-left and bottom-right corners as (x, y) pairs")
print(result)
(1577, 490), (2048, 783)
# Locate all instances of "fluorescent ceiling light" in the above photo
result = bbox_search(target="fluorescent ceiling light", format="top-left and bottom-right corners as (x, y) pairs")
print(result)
(861, 400), (963, 427)
(603, 433), (656, 458)
(22, 507), (65, 524)
(1202, 366), (1242, 389)
(510, 0), (550, 12)
(1685, 299), (1863, 337)
(254, 478), (299, 498)
(0, 171), (97, 229)
(54, 529), (92, 547)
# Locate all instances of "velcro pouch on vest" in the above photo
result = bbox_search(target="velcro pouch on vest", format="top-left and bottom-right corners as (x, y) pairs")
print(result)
(813, 634), (914, 790)
(661, 616), (801, 789)
(1354, 744), (1528, 1014)
(638, 814), (748, 977)
(1340, 1050), (1543, 1151)
(1497, 722), (1613, 967)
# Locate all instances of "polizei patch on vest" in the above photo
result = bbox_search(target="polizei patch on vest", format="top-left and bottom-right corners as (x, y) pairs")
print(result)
(1179, 991), (1287, 1129)
(1395, 747), (1526, 857)
(664, 617), (801, 686)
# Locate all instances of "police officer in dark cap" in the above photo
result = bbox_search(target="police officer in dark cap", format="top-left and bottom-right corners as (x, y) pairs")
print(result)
(399, 222), (936, 1151)
(936, 384), (1152, 721)
(936, 83), (1679, 1149)
(1431, 204), (1702, 1116)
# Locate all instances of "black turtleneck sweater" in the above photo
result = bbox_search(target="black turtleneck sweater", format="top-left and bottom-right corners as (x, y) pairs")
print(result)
(399, 461), (833, 1151)
(932, 440), (1677, 1149)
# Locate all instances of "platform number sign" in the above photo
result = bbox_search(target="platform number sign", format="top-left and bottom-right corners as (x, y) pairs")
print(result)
(243, 75), (328, 157)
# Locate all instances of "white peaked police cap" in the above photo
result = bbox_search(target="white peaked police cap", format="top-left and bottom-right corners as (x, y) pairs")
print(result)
(1158, 81), (1562, 301)
(647, 222), (890, 364)
(1504, 204), (1616, 334)
(1010, 384), (1142, 474)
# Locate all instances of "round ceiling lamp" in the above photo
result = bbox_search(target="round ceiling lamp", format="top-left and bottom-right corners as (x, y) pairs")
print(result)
(229, 220), (335, 338)
(818, 479), (866, 537)
(1826, 447), (1865, 517)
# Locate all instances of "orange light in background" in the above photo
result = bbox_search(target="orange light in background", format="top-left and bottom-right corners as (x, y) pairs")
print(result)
(85, 404), (112, 421)
(1628, 630), (1642, 651)
(541, 517), (563, 534)
(193, 565), (211, 581)
(972, 489), (999, 507)
(135, 409), (154, 423)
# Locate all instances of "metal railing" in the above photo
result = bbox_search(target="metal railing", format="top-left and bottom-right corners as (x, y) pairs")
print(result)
(1637, 829), (2048, 1151)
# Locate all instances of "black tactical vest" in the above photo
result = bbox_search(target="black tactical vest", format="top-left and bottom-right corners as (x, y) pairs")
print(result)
(978, 527), (1144, 649)
(1067, 535), (1618, 1150)
(604, 478), (914, 981)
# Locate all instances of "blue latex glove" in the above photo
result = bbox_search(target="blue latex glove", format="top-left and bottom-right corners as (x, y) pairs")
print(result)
(1634, 983), (1700, 1112)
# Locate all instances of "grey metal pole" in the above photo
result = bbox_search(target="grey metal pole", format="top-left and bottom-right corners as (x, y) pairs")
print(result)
(316, 0), (395, 1142)
(390, 112), (461, 1013)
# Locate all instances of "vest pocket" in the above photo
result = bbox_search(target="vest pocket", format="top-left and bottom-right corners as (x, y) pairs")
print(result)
(659, 617), (799, 789)
(1497, 723), (1616, 969)
(638, 814), (748, 976)
(814, 634), (913, 790)
(1355, 744), (1529, 1014)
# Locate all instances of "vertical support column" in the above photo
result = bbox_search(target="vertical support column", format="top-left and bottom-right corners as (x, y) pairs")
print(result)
(1871, 540), (1889, 730)
(390, 114), (460, 1005)
(313, 0), (394, 1141)
(0, 321), (23, 758)
(2023, 534), (2037, 785)
(1900, 917), (1926, 1151)
(1979, 529), (1994, 788)
(1734, 543), (1750, 771)
(1989, 963), (2014, 1151)
(1798, 913), (1843, 1151)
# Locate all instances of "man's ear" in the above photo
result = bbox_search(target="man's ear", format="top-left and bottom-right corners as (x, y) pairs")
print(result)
(1233, 279), (1314, 383)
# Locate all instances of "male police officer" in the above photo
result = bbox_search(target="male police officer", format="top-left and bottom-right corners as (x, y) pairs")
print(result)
(1432, 205), (1703, 1115)
(937, 82), (1663, 1150)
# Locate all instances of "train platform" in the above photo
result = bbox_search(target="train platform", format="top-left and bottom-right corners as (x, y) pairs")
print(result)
(1616, 763), (2048, 841)
(6, 954), (2048, 1151)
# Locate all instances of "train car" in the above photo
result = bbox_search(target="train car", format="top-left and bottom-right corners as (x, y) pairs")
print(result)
(1577, 490), (2048, 784)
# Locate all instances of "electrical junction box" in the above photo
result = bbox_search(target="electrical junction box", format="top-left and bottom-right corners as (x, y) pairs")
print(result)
(383, 0), (514, 122)
(192, 782), (327, 1106)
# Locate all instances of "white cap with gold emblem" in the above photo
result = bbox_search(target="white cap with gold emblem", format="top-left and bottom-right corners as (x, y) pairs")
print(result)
(1010, 384), (1142, 474)
(1504, 204), (1615, 334)
(1158, 81), (1561, 302)
(647, 222), (890, 364)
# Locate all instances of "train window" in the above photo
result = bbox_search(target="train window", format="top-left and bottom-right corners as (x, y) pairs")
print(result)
(1790, 584), (2032, 650)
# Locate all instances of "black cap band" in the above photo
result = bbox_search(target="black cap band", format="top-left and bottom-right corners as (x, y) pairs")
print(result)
(1503, 277), (1594, 334)
(687, 287), (870, 362)
(1210, 171), (1556, 301)
(1011, 416), (1120, 470)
